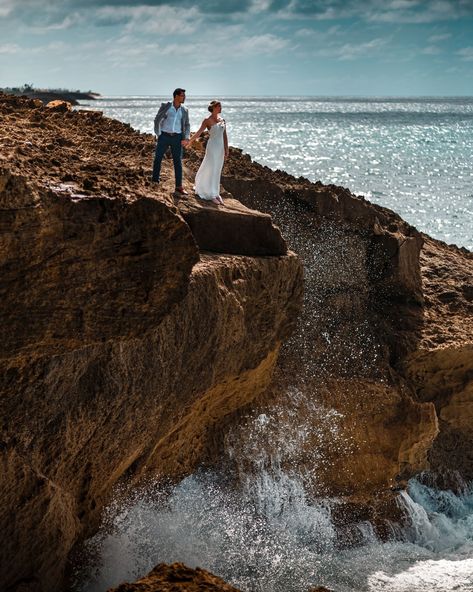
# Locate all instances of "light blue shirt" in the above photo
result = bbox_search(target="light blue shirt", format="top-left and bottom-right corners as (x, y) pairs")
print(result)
(160, 105), (183, 134)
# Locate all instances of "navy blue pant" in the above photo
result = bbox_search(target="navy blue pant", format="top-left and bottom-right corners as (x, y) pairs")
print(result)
(152, 132), (183, 187)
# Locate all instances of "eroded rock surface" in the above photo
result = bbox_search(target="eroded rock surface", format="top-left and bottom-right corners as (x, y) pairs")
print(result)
(177, 193), (287, 256)
(190, 147), (440, 516)
(0, 94), (301, 592)
(404, 236), (473, 486)
(1, 92), (471, 592)
(107, 562), (242, 592)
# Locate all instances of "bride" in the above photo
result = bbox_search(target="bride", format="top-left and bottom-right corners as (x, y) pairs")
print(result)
(189, 100), (229, 205)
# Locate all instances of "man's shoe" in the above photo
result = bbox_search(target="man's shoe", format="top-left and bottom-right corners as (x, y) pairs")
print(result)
(175, 186), (189, 195)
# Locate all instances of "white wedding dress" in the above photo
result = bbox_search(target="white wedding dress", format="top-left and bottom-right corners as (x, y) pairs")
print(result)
(194, 121), (225, 200)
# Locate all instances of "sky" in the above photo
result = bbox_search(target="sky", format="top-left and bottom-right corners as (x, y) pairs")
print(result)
(0, 0), (473, 96)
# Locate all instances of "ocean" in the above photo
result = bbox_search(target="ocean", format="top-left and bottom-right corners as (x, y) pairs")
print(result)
(73, 97), (473, 592)
(78, 95), (473, 251)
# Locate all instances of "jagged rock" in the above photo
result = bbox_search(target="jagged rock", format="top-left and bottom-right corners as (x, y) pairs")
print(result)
(0, 94), (302, 592)
(195, 146), (440, 520)
(0, 169), (199, 360)
(177, 192), (287, 256)
(219, 149), (424, 304)
(1, 251), (301, 592)
(108, 562), (242, 591)
(403, 236), (473, 486)
(46, 99), (73, 111)
(1, 91), (471, 592)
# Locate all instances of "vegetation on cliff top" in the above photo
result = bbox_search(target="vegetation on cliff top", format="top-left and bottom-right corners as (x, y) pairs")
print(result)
(0, 83), (100, 104)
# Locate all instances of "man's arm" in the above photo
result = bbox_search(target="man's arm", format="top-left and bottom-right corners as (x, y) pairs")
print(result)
(154, 102), (170, 135)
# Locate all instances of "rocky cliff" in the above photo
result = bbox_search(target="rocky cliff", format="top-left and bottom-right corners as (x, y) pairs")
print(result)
(1, 93), (471, 592)
(0, 94), (301, 592)
(404, 236), (473, 488)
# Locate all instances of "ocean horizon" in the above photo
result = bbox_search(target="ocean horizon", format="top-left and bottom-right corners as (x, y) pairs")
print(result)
(78, 94), (473, 252)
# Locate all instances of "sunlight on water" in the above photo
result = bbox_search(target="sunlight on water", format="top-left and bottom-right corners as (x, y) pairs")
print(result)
(77, 95), (473, 250)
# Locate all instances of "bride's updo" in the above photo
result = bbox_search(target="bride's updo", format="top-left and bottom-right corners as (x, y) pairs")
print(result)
(208, 100), (221, 112)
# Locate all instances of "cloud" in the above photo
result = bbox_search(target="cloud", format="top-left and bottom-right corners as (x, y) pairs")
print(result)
(428, 32), (452, 41)
(267, 0), (473, 23)
(457, 46), (473, 60)
(95, 4), (201, 34)
(236, 33), (289, 54)
(296, 24), (341, 37)
(0, 42), (20, 53)
(156, 28), (288, 58)
(312, 37), (387, 60)
(1, 1), (81, 30)
(3, 0), (473, 34)
(9, 0), (254, 16)
(295, 27), (313, 36)
(421, 45), (442, 54)
(28, 13), (83, 32)
(0, 0), (256, 34)
(366, 0), (473, 23)
(0, 0), (15, 17)
(0, 41), (68, 55)
(249, 0), (272, 11)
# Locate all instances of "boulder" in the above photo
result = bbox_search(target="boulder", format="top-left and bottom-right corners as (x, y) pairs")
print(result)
(46, 99), (73, 111)
(108, 562), (242, 591)
(177, 191), (287, 256)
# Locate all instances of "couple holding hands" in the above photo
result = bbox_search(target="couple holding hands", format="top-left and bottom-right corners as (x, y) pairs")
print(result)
(152, 87), (228, 206)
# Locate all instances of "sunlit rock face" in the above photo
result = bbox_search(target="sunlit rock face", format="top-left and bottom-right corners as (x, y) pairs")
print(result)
(0, 94), (302, 592)
(403, 237), (473, 488)
(1, 92), (469, 592)
(211, 149), (440, 519)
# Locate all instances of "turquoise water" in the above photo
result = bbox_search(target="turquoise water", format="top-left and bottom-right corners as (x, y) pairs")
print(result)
(78, 96), (473, 251)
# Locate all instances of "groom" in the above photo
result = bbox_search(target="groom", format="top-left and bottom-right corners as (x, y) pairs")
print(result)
(152, 88), (190, 195)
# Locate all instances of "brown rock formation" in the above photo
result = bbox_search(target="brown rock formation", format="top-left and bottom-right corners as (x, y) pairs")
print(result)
(403, 236), (473, 486)
(187, 147), (440, 514)
(0, 94), (301, 592)
(177, 193), (287, 256)
(1, 92), (471, 592)
(107, 562), (242, 591)
(0, 167), (198, 359)
(46, 99), (73, 112)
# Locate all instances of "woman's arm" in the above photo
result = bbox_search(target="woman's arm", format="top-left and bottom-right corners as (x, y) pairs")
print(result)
(188, 119), (209, 145)
(223, 127), (229, 157)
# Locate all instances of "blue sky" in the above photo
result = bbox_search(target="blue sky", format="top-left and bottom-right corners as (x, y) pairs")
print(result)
(1, 0), (472, 95)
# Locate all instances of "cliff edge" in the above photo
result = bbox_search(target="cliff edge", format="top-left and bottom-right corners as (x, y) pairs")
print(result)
(1, 93), (471, 591)
(0, 94), (301, 592)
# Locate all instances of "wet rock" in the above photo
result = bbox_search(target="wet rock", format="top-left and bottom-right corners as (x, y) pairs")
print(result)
(194, 146), (438, 515)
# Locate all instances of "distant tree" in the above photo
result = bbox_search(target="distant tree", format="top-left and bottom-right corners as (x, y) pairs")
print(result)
(21, 83), (34, 92)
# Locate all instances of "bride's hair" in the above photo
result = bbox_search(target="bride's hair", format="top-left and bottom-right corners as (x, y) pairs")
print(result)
(208, 100), (221, 112)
